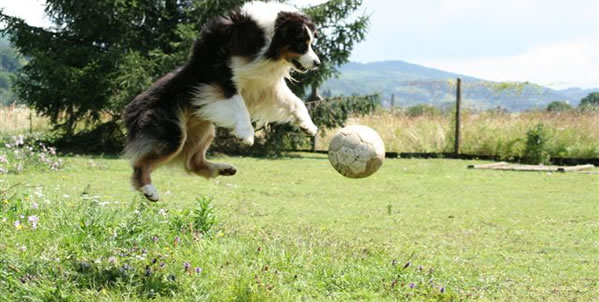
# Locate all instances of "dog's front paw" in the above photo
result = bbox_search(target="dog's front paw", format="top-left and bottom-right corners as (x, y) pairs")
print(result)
(300, 123), (318, 136)
(233, 126), (255, 146)
(141, 184), (160, 202)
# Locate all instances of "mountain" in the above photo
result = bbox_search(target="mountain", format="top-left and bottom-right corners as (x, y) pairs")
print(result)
(321, 61), (599, 112)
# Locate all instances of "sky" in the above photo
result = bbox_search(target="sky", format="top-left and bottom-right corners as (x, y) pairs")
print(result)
(1, 0), (598, 89)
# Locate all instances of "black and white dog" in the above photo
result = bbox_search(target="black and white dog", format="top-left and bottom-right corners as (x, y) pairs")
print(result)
(122, 2), (320, 201)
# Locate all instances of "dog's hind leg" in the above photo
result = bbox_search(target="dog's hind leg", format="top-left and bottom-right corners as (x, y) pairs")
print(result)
(127, 120), (186, 202)
(182, 120), (237, 178)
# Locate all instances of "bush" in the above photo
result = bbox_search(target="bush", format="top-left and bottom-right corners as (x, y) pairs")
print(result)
(406, 104), (441, 117)
(546, 101), (572, 113)
(523, 124), (550, 164)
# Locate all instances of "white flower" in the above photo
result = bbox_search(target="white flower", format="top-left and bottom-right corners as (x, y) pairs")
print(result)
(28, 215), (39, 229)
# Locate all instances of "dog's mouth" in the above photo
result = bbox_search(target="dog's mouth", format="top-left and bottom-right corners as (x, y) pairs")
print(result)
(290, 59), (308, 73)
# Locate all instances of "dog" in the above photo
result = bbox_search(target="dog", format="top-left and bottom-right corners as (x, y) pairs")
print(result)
(122, 2), (320, 201)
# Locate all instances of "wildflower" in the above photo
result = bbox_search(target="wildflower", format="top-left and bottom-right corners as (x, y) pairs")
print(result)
(32, 202), (39, 209)
(195, 267), (202, 275)
(409, 282), (415, 289)
(418, 265), (423, 272)
(107, 256), (117, 264)
(158, 208), (167, 217)
(14, 220), (22, 230)
(151, 235), (159, 242)
(391, 259), (397, 266)
(145, 266), (152, 277)
(151, 258), (157, 265)
(160, 262), (165, 268)
(27, 215), (39, 229)
(0, 155), (7, 164)
(440, 287), (445, 293)
(184, 262), (190, 272)
(0, 167), (6, 174)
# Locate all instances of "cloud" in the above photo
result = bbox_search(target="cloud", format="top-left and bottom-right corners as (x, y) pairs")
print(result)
(0, 0), (50, 27)
(415, 36), (599, 89)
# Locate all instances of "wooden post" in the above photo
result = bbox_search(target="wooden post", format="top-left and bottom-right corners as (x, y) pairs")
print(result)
(29, 109), (33, 134)
(390, 94), (395, 112)
(454, 78), (462, 155)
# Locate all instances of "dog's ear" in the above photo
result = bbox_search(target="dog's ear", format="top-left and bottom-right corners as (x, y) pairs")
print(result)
(275, 12), (305, 39)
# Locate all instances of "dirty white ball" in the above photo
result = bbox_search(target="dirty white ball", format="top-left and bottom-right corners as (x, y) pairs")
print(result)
(328, 125), (385, 178)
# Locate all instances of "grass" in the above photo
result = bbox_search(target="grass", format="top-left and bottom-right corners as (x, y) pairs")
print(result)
(1, 152), (598, 301)
(317, 110), (599, 159)
(0, 105), (50, 135)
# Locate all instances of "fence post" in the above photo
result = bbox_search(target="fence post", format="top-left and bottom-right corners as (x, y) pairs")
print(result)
(390, 94), (395, 113)
(454, 78), (462, 155)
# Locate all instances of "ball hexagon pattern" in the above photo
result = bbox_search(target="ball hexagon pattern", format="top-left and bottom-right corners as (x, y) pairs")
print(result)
(328, 125), (385, 178)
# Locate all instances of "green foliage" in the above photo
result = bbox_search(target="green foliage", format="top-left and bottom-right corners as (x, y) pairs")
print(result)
(579, 92), (599, 108)
(406, 104), (441, 117)
(308, 94), (379, 129)
(192, 197), (218, 237)
(523, 124), (550, 164)
(546, 101), (572, 113)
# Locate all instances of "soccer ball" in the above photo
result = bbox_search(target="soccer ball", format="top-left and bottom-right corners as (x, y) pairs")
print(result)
(328, 125), (385, 178)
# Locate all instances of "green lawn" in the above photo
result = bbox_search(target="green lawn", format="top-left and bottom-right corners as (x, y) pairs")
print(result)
(1, 153), (598, 301)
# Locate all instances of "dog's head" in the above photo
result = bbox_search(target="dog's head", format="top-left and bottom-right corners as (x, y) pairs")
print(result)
(266, 11), (320, 72)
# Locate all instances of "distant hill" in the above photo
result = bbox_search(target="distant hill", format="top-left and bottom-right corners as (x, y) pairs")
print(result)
(321, 61), (599, 112)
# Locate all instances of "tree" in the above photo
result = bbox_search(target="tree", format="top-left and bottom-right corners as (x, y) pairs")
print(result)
(0, 0), (368, 153)
(295, 0), (368, 100)
(0, 1), (244, 135)
(579, 92), (599, 108)
(546, 101), (572, 113)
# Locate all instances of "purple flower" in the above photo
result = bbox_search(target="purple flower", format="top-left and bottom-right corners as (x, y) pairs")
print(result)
(107, 256), (117, 264)
(151, 235), (159, 242)
(160, 262), (165, 268)
(409, 282), (415, 289)
(183, 262), (190, 272)
(145, 266), (151, 277)
(14, 220), (22, 229)
(195, 267), (202, 275)
(440, 287), (445, 293)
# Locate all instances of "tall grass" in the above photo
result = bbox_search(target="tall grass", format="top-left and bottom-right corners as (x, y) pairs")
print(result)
(317, 110), (599, 159)
(0, 105), (50, 134)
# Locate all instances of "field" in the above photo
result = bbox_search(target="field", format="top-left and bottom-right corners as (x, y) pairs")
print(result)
(1, 151), (598, 301)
